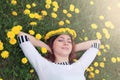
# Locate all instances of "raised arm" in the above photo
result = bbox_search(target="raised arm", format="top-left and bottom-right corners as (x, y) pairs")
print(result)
(18, 32), (51, 52)
(75, 39), (100, 52)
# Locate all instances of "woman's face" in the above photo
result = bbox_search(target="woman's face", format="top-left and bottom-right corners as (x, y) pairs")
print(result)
(52, 34), (73, 57)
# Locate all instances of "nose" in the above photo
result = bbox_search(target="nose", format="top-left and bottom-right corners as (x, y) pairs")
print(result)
(63, 40), (68, 45)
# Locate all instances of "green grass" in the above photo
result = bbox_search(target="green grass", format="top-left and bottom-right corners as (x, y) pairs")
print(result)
(0, 0), (120, 80)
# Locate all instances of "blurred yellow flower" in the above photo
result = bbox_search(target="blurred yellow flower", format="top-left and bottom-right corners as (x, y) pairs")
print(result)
(111, 57), (116, 63)
(105, 44), (110, 49)
(99, 15), (104, 20)
(58, 21), (64, 26)
(52, 1), (59, 8)
(97, 51), (101, 56)
(100, 45), (105, 49)
(100, 62), (105, 68)
(105, 33), (110, 39)
(69, 4), (75, 11)
(29, 30), (35, 35)
(12, 26), (21, 34)
(63, 9), (68, 14)
(102, 28), (108, 34)
(53, 8), (58, 12)
(0, 40), (4, 50)
(7, 31), (15, 39)
(30, 69), (34, 73)
(91, 23), (98, 29)
(1, 50), (9, 59)
(9, 38), (17, 45)
(94, 62), (99, 67)
(29, 13), (35, 18)
(95, 69), (100, 74)
(67, 13), (72, 18)
(51, 12), (57, 18)
(26, 4), (31, 9)
(0, 78), (3, 80)
(65, 19), (70, 24)
(90, 1), (94, 5)
(41, 47), (47, 54)
(41, 10), (47, 16)
(84, 37), (88, 41)
(46, 0), (52, 4)
(103, 57), (106, 61)
(34, 13), (43, 20)
(105, 21), (114, 29)
(35, 33), (42, 40)
(11, 0), (17, 5)
(96, 32), (102, 39)
(75, 8), (80, 13)
(45, 4), (51, 9)
(32, 3), (36, 7)
(12, 11), (17, 16)
(89, 66), (94, 71)
(24, 9), (30, 15)
(21, 57), (28, 64)
(88, 72), (95, 78)
(30, 22), (37, 26)
(116, 57), (120, 62)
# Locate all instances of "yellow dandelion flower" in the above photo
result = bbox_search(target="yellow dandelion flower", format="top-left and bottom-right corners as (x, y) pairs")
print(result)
(26, 4), (31, 9)
(88, 72), (95, 78)
(99, 15), (104, 20)
(90, 1), (94, 5)
(46, 0), (52, 4)
(41, 47), (47, 54)
(105, 44), (110, 49)
(21, 57), (28, 64)
(84, 37), (88, 41)
(1, 50), (9, 59)
(94, 62), (99, 67)
(105, 33), (110, 39)
(67, 13), (72, 18)
(100, 62), (105, 68)
(16, 25), (23, 30)
(75, 8), (80, 13)
(102, 28), (108, 34)
(11, 26), (21, 34)
(63, 9), (68, 14)
(9, 38), (17, 45)
(29, 13), (35, 18)
(65, 19), (70, 24)
(91, 23), (98, 29)
(24, 9), (30, 15)
(53, 7), (58, 12)
(103, 57), (106, 61)
(7, 31), (15, 39)
(95, 69), (100, 74)
(45, 4), (51, 9)
(69, 4), (75, 11)
(0, 40), (4, 50)
(35, 33), (42, 40)
(12, 11), (17, 16)
(34, 13), (43, 20)
(111, 57), (117, 63)
(30, 69), (34, 73)
(116, 57), (120, 62)
(29, 30), (35, 35)
(32, 2), (36, 7)
(52, 1), (59, 8)
(97, 51), (101, 56)
(89, 66), (94, 71)
(100, 45), (105, 49)
(51, 12), (57, 18)
(11, 0), (17, 5)
(96, 32), (102, 39)
(102, 78), (106, 80)
(41, 10), (47, 16)
(30, 22), (37, 26)
(0, 78), (3, 80)
(58, 21), (64, 26)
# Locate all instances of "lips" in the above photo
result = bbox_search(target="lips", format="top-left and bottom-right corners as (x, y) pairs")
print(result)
(61, 47), (69, 50)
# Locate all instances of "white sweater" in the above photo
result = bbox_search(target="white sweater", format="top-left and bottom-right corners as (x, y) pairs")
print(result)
(18, 35), (99, 80)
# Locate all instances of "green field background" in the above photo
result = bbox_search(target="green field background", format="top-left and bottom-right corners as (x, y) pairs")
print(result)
(0, 0), (120, 80)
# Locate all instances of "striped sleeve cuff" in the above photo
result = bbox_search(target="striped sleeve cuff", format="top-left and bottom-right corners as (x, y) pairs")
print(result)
(91, 43), (100, 49)
(17, 35), (29, 44)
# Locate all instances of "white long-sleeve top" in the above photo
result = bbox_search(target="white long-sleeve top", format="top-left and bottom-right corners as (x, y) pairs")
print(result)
(18, 35), (99, 80)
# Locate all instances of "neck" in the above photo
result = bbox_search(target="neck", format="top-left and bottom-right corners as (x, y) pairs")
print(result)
(55, 56), (69, 63)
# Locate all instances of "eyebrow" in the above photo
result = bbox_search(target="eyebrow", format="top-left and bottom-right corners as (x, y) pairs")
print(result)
(59, 36), (71, 40)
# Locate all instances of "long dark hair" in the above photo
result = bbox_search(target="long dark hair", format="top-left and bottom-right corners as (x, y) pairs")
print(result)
(45, 34), (77, 64)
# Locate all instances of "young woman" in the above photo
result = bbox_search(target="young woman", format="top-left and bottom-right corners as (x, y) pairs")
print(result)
(17, 28), (101, 80)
